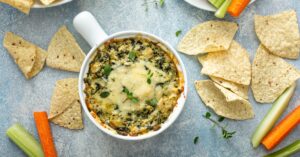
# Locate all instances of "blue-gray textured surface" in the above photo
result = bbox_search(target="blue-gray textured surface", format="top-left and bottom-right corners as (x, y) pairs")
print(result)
(0, 0), (300, 157)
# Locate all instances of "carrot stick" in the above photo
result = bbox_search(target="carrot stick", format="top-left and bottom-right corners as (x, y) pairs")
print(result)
(262, 105), (300, 150)
(34, 112), (57, 157)
(227, 0), (250, 17)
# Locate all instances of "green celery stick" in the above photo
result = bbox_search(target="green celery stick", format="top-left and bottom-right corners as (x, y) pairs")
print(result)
(6, 123), (44, 157)
(251, 83), (296, 148)
(215, 0), (232, 18)
(209, 0), (225, 8)
(265, 140), (300, 157)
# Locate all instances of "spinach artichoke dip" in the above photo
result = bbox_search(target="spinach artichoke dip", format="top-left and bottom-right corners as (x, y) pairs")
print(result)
(84, 36), (184, 136)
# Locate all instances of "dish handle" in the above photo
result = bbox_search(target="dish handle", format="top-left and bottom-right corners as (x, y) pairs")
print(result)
(73, 11), (108, 48)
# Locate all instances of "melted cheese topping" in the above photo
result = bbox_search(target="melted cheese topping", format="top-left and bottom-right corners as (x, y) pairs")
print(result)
(101, 61), (169, 115)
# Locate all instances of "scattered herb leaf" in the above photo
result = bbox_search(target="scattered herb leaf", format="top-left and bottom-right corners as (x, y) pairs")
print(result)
(203, 112), (235, 140)
(147, 70), (154, 84)
(159, 0), (165, 7)
(103, 65), (112, 77)
(122, 87), (139, 103)
(142, 0), (165, 10)
(204, 112), (211, 119)
(146, 98), (158, 106)
(128, 51), (137, 62)
(176, 30), (182, 37)
(222, 129), (236, 139)
(193, 136), (199, 144)
(100, 91), (110, 98)
(218, 117), (225, 122)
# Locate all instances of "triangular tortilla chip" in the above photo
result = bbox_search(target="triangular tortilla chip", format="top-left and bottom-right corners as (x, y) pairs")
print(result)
(40, 0), (56, 5)
(199, 41), (251, 85)
(47, 26), (86, 72)
(210, 76), (248, 100)
(255, 10), (300, 59)
(195, 80), (254, 120)
(27, 47), (47, 78)
(0, 0), (33, 14)
(48, 78), (79, 119)
(3, 32), (47, 79)
(177, 21), (238, 55)
(50, 100), (83, 130)
(252, 45), (300, 103)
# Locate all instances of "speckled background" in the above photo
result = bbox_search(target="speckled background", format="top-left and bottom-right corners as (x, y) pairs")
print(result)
(0, 0), (300, 157)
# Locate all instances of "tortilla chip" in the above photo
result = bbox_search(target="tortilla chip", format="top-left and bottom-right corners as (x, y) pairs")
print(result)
(195, 80), (254, 120)
(177, 21), (238, 55)
(40, 0), (56, 5)
(0, 0), (33, 14)
(252, 45), (300, 103)
(50, 100), (83, 130)
(199, 41), (251, 85)
(255, 10), (300, 59)
(3, 32), (47, 79)
(48, 78), (79, 119)
(210, 76), (248, 100)
(47, 26), (86, 72)
(27, 47), (47, 78)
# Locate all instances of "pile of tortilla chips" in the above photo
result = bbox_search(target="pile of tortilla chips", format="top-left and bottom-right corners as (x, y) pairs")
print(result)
(178, 21), (254, 120)
(48, 78), (83, 129)
(2, 26), (86, 129)
(0, 0), (64, 14)
(3, 26), (85, 79)
(252, 10), (300, 103)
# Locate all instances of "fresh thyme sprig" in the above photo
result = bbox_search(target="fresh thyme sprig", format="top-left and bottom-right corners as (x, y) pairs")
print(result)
(142, 0), (165, 11)
(147, 70), (154, 84)
(122, 87), (139, 103)
(203, 112), (236, 139)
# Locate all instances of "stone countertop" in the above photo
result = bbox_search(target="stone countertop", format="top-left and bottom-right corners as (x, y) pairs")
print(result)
(0, 0), (299, 156)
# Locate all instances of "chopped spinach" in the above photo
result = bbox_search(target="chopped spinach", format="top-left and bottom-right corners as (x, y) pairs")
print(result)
(100, 91), (110, 98)
(146, 98), (158, 106)
(103, 65), (112, 77)
(128, 51), (137, 62)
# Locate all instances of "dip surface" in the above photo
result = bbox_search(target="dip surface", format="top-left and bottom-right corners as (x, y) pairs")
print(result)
(84, 37), (183, 136)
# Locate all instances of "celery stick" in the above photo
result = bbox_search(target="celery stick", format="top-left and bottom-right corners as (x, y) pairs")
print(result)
(264, 140), (300, 157)
(208, 0), (225, 8)
(251, 83), (296, 148)
(214, 0), (232, 18)
(6, 123), (44, 157)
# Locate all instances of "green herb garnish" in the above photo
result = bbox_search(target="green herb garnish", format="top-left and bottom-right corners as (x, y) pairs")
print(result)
(100, 91), (110, 98)
(204, 112), (211, 119)
(218, 117), (225, 122)
(147, 70), (154, 84)
(193, 136), (199, 144)
(128, 51), (137, 62)
(103, 65), (112, 77)
(159, 0), (165, 6)
(122, 87), (139, 103)
(203, 112), (235, 139)
(175, 30), (182, 37)
(146, 98), (158, 106)
(142, 0), (165, 10)
(222, 129), (236, 139)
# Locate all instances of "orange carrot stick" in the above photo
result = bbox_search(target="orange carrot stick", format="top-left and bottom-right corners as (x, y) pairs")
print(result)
(34, 112), (57, 157)
(262, 105), (300, 150)
(227, 0), (250, 17)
